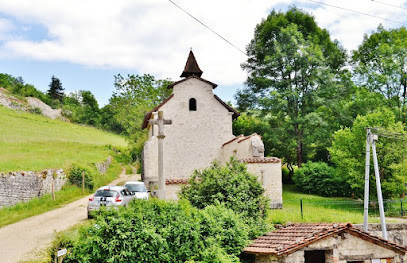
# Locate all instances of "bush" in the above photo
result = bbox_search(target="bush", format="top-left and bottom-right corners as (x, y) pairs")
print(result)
(179, 159), (270, 238)
(55, 199), (249, 262)
(293, 162), (351, 197)
(67, 164), (95, 190)
(28, 106), (42, 115)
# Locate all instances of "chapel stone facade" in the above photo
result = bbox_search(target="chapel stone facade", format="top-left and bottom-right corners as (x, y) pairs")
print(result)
(142, 51), (282, 208)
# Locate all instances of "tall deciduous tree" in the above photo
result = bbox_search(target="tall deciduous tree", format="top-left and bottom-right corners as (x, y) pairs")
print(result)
(105, 74), (172, 159)
(47, 75), (64, 102)
(352, 25), (407, 122)
(238, 7), (347, 167)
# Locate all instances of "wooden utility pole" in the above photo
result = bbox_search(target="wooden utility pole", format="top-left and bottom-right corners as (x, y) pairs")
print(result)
(149, 111), (172, 199)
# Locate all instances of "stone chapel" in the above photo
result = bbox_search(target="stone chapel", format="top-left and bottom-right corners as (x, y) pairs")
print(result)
(142, 51), (282, 208)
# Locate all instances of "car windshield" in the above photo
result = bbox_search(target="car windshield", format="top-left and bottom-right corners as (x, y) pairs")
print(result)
(95, 190), (118, 197)
(125, 184), (147, 192)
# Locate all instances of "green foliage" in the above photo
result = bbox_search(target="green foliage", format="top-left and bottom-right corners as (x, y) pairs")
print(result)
(28, 107), (42, 115)
(329, 108), (407, 198)
(103, 74), (172, 161)
(293, 162), (351, 197)
(179, 159), (270, 238)
(67, 164), (95, 190)
(352, 25), (407, 121)
(0, 73), (48, 102)
(62, 91), (102, 126)
(47, 75), (64, 102)
(57, 199), (248, 262)
(238, 7), (349, 167)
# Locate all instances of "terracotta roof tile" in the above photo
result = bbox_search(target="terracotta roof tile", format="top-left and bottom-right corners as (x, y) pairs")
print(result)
(239, 157), (281, 164)
(222, 135), (244, 147)
(141, 94), (174, 130)
(244, 223), (407, 256)
(237, 133), (262, 143)
(165, 178), (189, 185)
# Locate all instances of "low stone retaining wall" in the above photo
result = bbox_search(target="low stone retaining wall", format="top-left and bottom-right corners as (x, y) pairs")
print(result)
(355, 223), (407, 246)
(0, 169), (67, 207)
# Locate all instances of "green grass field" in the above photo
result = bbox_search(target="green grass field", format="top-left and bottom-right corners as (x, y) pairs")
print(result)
(269, 185), (381, 224)
(0, 106), (127, 172)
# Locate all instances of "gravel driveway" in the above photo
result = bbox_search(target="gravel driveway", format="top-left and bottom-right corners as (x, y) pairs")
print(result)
(0, 170), (140, 263)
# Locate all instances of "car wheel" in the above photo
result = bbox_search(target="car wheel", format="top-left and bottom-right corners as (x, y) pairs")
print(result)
(87, 212), (93, 219)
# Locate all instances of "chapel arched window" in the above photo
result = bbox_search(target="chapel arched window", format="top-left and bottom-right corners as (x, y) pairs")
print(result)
(189, 98), (197, 111)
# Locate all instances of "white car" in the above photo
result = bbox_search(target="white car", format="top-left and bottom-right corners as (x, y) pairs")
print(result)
(87, 186), (134, 219)
(124, 181), (149, 200)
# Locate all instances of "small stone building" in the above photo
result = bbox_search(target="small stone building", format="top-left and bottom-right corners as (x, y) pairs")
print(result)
(142, 51), (282, 208)
(244, 223), (407, 263)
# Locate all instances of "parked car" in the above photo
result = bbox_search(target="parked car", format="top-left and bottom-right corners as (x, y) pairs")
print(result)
(87, 186), (133, 219)
(124, 181), (149, 200)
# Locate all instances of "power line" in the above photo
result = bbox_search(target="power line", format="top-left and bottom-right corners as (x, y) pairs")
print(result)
(307, 0), (404, 25)
(167, 0), (247, 56)
(371, 0), (407, 12)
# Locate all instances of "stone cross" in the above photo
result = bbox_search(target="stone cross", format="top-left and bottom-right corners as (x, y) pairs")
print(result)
(149, 111), (172, 199)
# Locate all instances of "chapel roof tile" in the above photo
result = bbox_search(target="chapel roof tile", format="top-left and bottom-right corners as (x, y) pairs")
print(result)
(239, 157), (281, 164)
(165, 178), (189, 185)
(244, 223), (407, 256)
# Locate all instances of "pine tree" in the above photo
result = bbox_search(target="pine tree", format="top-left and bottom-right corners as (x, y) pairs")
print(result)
(47, 75), (64, 102)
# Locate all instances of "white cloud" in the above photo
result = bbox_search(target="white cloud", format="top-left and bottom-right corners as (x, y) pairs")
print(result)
(0, 0), (405, 86)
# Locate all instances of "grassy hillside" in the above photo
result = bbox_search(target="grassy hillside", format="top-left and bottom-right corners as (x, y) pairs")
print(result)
(0, 106), (127, 172)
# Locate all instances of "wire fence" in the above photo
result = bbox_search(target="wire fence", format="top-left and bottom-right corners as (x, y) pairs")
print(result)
(298, 198), (407, 219)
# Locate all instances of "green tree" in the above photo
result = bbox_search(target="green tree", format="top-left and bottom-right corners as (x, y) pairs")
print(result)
(352, 25), (407, 122)
(179, 159), (270, 238)
(106, 74), (172, 160)
(238, 7), (347, 167)
(47, 75), (64, 102)
(329, 108), (407, 198)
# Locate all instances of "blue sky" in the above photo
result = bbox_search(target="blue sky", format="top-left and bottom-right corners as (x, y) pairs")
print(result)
(0, 0), (406, 106)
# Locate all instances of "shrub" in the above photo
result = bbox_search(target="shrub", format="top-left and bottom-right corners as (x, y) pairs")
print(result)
(293, 162), (351, 197)
(179, 159), (270, 238)
(28, 106), (42, 115)
(67, 164), (95, 190)
(56, 199), (249, 262)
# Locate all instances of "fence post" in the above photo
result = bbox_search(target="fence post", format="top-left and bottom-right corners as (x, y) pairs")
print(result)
(82, 171), (85, 193)
(300, 198), (303, 220)
(52, 178), (55, 201)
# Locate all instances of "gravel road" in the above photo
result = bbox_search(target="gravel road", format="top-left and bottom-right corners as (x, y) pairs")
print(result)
(0, 170), (140, 263)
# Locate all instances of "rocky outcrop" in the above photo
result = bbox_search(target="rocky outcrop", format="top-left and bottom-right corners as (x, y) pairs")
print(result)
(26, 97), (63, 119)
(0, 88), (63, 120)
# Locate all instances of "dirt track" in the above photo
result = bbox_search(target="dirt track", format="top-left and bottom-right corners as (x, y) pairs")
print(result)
(0, 170), (139, 263)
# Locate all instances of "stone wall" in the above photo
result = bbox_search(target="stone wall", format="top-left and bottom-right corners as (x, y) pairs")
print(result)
(95, 156), (112, 174)
(355, 223), (407, 247)
(245, 162), (282, 209)
(0, 169), (67, 207)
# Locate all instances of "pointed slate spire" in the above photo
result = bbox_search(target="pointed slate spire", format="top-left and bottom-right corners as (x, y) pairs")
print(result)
(180, 50), (203, 78)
